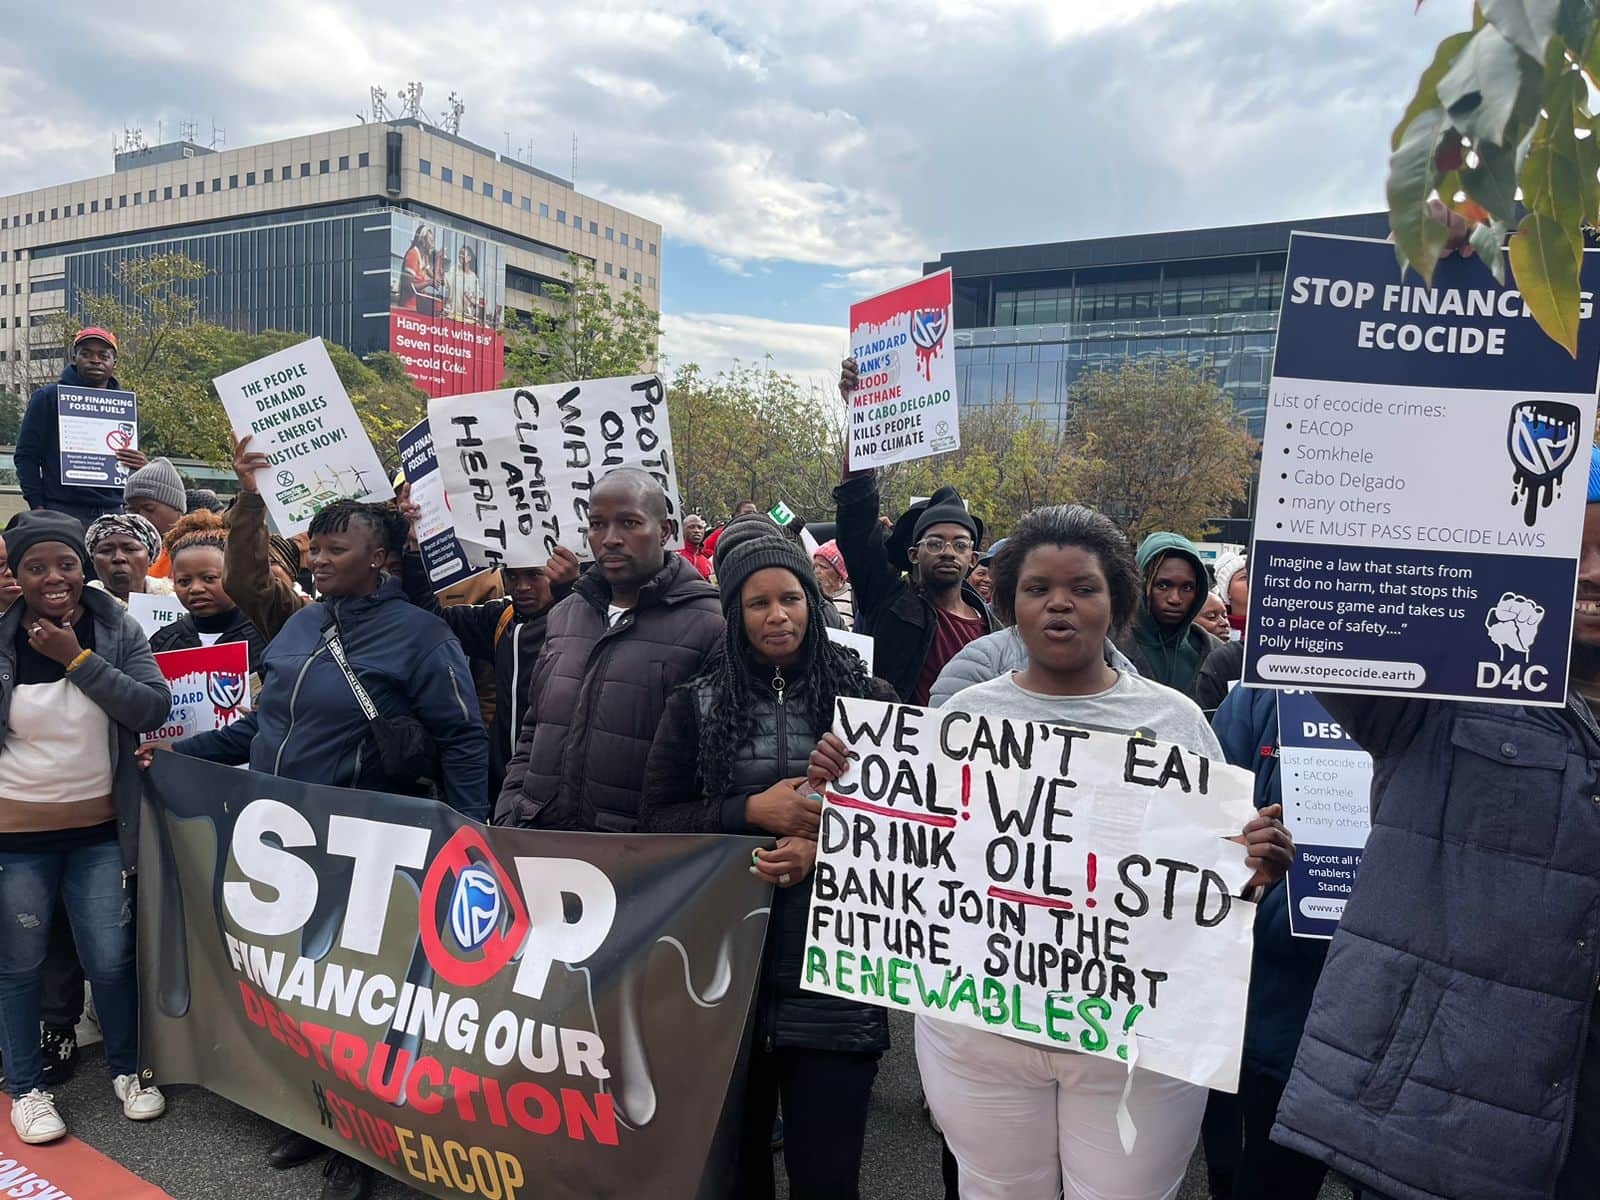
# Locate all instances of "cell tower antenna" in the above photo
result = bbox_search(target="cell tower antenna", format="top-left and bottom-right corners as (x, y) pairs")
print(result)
(571, 131), (578, 186)
(209, 120), (225, 149)
(444, 92), (464, 136)
(178, 118), (197, 143)
(399, 81), (424, 120)
(369, 86), (387, 122)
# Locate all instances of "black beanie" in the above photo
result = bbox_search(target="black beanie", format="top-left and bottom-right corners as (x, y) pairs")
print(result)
(912, 485), (982, 544)
(715, 533), (820, 614)
(4, 509), (88, 571)
(712, 511), (784, 576)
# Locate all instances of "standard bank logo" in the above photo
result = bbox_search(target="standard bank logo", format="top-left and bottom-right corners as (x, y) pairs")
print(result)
(1479, 591), (1548, 693)
(1507, 400), (1581, 527)
(910, 307), (948, 352)
(449, 864), (502, 951)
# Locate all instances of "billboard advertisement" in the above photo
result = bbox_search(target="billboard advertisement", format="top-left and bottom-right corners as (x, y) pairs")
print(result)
(389, 215), (507, 398)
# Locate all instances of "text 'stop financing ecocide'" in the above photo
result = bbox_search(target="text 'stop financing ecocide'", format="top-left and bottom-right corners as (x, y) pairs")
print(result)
(1243, 233), (1600, 706)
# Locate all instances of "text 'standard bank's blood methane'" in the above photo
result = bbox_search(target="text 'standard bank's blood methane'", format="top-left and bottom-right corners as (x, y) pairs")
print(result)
(137, 754), (771, 1200)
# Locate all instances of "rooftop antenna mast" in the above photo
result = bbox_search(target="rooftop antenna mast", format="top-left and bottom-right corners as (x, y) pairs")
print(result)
(571, 131), (578, 186)
(444, 92), (464, 136)
(178, 118), (198, 143)
(369, 86), (388, 122)
(209, 120), (226, 150)
(399, 81), (424, 121)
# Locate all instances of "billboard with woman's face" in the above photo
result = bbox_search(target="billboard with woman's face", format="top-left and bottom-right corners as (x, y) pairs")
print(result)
(389, 215), (507, 397)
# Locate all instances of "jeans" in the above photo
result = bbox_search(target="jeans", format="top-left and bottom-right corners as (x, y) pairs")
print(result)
(736, 1046), (880, 1200)
(41, 901), (85, 1029)
(0, 841), (138, 1093)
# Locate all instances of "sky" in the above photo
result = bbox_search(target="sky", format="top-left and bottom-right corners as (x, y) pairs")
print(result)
(0, 0), (1465, 388)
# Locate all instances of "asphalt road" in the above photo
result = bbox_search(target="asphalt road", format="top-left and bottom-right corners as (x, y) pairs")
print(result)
(52, 1016), (1353, 1198)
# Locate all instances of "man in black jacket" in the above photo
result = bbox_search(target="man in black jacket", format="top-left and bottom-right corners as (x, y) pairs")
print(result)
(16, 329), (147, 526)
(834, 359), (997, 704)
(496, 468), (723, 831)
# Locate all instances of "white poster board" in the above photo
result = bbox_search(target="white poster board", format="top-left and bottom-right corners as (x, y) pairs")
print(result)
(428, 374), (682, 568)
(803, 699), (1258, 1091)
(127, 591), (185, 641)
(212, 338), (394, 535)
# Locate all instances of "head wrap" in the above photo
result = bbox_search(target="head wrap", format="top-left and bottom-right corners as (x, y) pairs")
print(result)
(85, 512), (161, 561)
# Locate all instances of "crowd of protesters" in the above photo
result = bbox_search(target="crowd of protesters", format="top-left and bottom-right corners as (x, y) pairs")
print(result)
(0, 322), (1592, 1200)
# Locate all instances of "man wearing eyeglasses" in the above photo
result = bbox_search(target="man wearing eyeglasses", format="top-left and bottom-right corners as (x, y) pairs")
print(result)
(15, 328), (148, 527)
(834, 358), (998, 705)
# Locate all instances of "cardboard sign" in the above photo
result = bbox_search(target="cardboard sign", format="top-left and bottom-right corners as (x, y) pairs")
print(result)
(127, 591), (185, 641)
(398, 418), (483, 592)
(803, 699), (1257, 1091)
(428, 374), (682, 568)
(848, 270), (960, 470)
(1243, 233), (1600, 706)
(1275, 690), (1372, 939)
(146, 642), (252, 746)
(58, 385), (137, 488)
(213, 338), (394, 535)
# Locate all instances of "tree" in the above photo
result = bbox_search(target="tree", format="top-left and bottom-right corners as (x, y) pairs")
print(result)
(501, 255), (659, 385)
(0, 391), (20, 445)
(1390, 2), (1600, 352)
(1060, 359), (1257, 542)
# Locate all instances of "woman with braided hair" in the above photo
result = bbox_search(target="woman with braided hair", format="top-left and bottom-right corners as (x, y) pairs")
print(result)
(639, 532), (893, 1200)
(147, 510), (268, 674)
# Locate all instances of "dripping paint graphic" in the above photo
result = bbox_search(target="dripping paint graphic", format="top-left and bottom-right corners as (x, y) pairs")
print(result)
(1507, 399), (1582, 527)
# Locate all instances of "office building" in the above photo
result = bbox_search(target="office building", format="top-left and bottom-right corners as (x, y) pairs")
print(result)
(0, 119), (661, 398)
(924, 211), (1390, 438)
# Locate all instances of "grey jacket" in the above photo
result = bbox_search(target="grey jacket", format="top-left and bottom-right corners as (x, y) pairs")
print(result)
(0, 588), (171, 868)
(928, 628), (1140, 707)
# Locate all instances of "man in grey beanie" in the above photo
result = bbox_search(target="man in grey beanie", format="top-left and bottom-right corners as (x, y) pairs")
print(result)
(122, 457), (185, 542)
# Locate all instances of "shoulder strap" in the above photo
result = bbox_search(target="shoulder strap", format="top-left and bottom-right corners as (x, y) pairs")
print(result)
(493, 603), (517, 649)
(321, 624), (380, 724)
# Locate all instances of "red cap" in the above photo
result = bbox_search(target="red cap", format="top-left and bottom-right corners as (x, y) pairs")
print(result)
(72, 327), (117, 352)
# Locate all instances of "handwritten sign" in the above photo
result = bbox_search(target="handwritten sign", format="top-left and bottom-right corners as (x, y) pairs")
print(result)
(428, 374), (682, 567)
(803, 699), (1257, 1091)
(398, 418), (482, 592)
(127, 591), (185, 641)
(848, 270), (960, 470)
(213, 338), (393, 535)
(58, 386), (137, 488)
(146, 642), (252, 746)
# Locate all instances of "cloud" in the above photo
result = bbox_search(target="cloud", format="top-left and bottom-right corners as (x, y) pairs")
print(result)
(660, 312), (845, 384)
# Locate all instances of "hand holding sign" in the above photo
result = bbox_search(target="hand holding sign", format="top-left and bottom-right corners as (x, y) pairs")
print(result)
(231, 433), (272, 495)
(753, 837), (817, 889)
(1231, 804), (1294, 889)
(746, 776), (823, 838)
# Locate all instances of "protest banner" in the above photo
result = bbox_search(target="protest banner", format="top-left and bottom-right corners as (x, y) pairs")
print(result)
(802, 699), (1258, 1091)
(398, 418), (483, 592)
(826, 627), (875, 674)
(1275, 690), (1372, 939)
(146, 643), (252, 747)
(58, 385), (138, 488)
(138, 754), (770, 1200)
(429, 374), (682, 568)
(1243, 233), (1600, 706)
(213, 338), (393, 535)
(848, 271), (960, 471)
(0, 1099), (172, 1198)
(127, 591), (185, 641)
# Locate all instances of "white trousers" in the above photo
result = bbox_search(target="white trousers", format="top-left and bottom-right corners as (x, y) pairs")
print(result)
(915, 1015), (1208, 1200)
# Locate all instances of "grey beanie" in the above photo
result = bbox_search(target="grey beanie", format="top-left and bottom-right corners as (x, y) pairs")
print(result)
(124, 456), (185, 512)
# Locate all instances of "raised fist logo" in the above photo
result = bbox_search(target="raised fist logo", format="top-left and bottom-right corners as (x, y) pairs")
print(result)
(1485, 592), (1546, 661)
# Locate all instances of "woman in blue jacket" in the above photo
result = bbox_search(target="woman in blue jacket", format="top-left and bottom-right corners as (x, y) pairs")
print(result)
(163, 499), (488, 1200)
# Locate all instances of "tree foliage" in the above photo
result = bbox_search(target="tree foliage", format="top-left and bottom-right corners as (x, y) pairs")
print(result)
(52, 253), (426, 468)
(1060, 359), (1258, 542)
(501, 256), (660, 386)
(1392, 0), (1600, 351)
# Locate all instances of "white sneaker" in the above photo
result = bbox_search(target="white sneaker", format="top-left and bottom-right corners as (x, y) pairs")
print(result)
(10, 1089), (65, 1144)
(112, 1074), (165, 1121)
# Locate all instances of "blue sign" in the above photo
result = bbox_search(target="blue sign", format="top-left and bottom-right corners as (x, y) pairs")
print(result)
(57, 385), (137, 489)
(398, 418), (482, 593)
(1243, 234), (1600, 706)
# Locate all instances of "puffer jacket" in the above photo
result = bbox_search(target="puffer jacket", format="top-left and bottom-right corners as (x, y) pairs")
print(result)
(928, 628), (1141, 708)
(496, 555), (723, 831)
(176, 578), (489, 820)
(1272, 692), (1600, 1200)
(639, 665), (894, 1054)
(0, 587), (170, 867)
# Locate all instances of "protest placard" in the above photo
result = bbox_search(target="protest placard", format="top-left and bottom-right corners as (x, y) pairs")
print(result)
(139, 753), (771, 1200)
(213, 338), (393, 535)
(1276, 690), (1372, 939)
(1243, 233), (1600, 705)
(145, 642), (252, 746)
(848, 270), (960, 471)
(803, 698), (1258, 1091)
(826, 627), (875, 674)
(428, 374), (682, 567)
(398, 417), (483, 592)
(58, 385), (137, 488)
(127, 591), (185, 641)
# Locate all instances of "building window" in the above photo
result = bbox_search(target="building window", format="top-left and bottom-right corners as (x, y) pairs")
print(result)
(213, 177), (222, 190)
(196, 180), (205, 194)
(24, 214), (30, 225)
(648, 276), (656, 288)
(605, 226), (614, 241)
(419, 158), (431, 176)
(649, 242), (657, 256)
(282, 164), (291, 178)
(318, 159), (329, 174)
(229, 175), (238, 188)
(131, 194), (139, 207)
(502, 188), (512, 203)
(521, 196), (531, 212)
(246, 171), (256, 185)
(179, 183), (189, 197)
(589, 220), (598, 234)
(463, 174), (473, 191)
(263, 167), (274, 182)
(163, 187), (172, 200)
(483, 181), (493, 197)
(339, 155), (349, 170)
(119, 195), (127, 207)
(148, 189), (157, 202)
(604, 263), (613, 276)
(556, 209), (566, 224)
(358, 152), (370, 167)
(76, 203), (85, 216)
(88, 202), (97, 214)
(300, 162), (311, 177)
(441, 166), (453, 183)
(540, 202), (550, 218)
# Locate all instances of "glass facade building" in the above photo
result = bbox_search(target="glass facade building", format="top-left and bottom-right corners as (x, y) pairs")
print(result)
(927, 211), (1390, 438)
